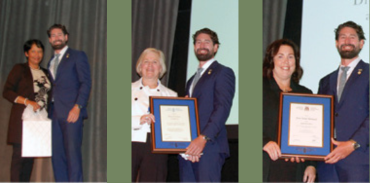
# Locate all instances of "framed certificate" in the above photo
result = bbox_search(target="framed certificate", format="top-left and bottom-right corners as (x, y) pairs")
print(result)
(150, 96), (200, 153)
(278, 93), (334, 160)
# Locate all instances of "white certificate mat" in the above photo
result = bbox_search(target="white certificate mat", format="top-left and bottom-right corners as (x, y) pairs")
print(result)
(160, 105), (192, 142)
(288, 103), (324, 147)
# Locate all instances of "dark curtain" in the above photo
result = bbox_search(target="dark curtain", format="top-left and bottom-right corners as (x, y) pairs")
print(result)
(263, 0), (287, 53)
(0, 0), (107, 182)
(131, 0), (179, 86)
(282, 0), (303, 47)
(168, 0), (192, 97)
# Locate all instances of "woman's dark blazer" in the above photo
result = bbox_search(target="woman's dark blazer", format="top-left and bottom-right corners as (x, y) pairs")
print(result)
(263, 77), (315, 182)
(3, 63), (50, 144)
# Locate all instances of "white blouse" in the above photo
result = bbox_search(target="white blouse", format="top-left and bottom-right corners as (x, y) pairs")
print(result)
(131, 78), (177, 142)
(30, 68), (51, 109)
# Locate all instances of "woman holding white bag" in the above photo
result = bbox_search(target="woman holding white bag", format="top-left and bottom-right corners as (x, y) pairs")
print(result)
(3, 39), (51, 182)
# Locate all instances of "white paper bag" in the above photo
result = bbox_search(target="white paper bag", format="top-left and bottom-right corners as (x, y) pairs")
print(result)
(22, 105), (52, 157)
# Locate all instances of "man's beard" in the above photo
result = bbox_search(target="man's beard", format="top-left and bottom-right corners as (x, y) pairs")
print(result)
(51, 40), (67, 50)
(337, 44), (361, 59)
(195, 48), (213, 61)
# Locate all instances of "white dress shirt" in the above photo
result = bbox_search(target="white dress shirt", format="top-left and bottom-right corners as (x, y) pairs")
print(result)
(131, 78), (177, 142)
(50, 46), (68, 79)
(189, 58), (215, 97)
(337, 57), (361, 91)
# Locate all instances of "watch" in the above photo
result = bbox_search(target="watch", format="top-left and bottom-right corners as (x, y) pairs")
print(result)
(201, 134), (211, 141)
(76, 104), (83, 109)
(350, 139), (360, 150)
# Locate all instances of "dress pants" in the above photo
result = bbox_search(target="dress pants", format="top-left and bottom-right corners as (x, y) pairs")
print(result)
(317, 161), (369, 182)
(11, 143), (34, 182)
(178, 152), (226, 182)
(51, 115), (83, 182)
(132, 134), (168, 182)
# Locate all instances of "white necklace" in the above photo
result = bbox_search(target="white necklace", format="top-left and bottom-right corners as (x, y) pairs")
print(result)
(30, 66), (40, 70)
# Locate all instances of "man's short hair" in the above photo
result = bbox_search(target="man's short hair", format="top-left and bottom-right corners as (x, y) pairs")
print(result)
(192, 28), (220, 46)
(335, 21), (366, 41)
(47, 24), (69, 37)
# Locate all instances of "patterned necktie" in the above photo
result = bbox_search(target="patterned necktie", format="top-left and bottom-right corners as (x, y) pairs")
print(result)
(191, 68), (204, 95)
(337, 66), (349, 101)
(53, 54), (60, 77)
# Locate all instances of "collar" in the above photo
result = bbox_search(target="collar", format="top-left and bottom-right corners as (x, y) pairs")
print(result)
(269, 77), (299, 92)
(133, 78), (162, 91)
(54, 46), (69, 59)
(199, 58), (216, 75)
(337, 57), (361, 80)
(339, 57), (361, 68)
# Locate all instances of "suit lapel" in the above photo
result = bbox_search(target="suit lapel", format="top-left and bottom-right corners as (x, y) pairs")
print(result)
(192, 61), (218, 97)
(55, 48), (71, 80)
(47, 55), (55, 81)
(186, 75), (194, 96)
(338, 60), (365, 105)
(23, 63), (35, 92)
(329, 69), (339, 104)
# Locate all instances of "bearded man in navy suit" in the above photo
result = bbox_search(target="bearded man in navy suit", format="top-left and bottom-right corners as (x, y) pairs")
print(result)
(317, 21), (369, 182)
(47, 24), (91, 182)
(179, 28), (235, 182)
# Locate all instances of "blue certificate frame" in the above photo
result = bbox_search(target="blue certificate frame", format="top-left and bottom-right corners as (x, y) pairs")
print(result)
(150, 96), (200, 153)
(278, 93), (334, 160)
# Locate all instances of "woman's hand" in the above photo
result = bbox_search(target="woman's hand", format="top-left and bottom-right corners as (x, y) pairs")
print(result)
(140, 114), (155, 125)
(263, 141), (281, 161)
(26, 100), (41, 112)
(303, 165), (316, 183)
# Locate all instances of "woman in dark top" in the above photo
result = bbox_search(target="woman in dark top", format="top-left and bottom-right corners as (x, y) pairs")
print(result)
(3, 39), (51, 182)
(262, 39), (316, 182)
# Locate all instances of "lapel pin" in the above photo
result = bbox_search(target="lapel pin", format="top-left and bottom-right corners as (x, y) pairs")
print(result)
(66, 53), (69, 58)
(208, 69), (212, 75)
(358, 69), (362, 75)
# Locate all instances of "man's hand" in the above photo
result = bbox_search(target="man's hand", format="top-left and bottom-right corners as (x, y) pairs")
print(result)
(324, 138), (354, 164)
(185, 135), (207, 162)
(67, 105), (81, 123)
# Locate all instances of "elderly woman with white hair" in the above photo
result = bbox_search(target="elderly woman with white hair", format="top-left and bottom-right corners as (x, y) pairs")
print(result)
(131, 48), (177, 182)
